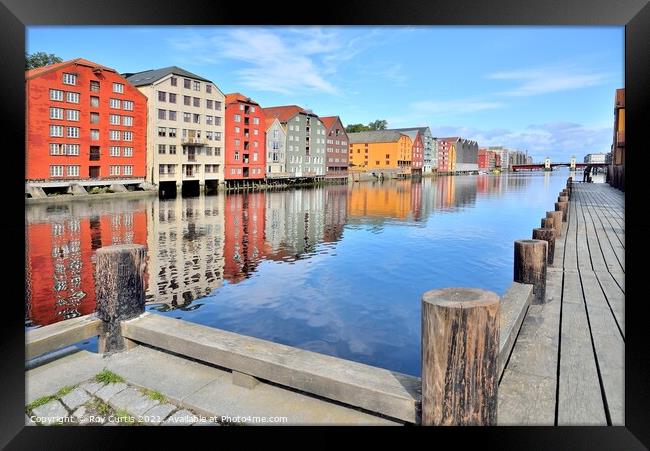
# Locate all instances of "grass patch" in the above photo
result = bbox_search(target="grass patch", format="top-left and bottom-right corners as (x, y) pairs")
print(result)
(25, 385), (76, 412)
(26, 395), (56, 412)
(141, 388), (166, 403)
(88, 398), (112, 416)
(94, 369), (125, 384)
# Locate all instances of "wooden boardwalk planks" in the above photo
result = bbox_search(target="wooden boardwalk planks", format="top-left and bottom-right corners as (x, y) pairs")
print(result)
(500, 182), (623, 427)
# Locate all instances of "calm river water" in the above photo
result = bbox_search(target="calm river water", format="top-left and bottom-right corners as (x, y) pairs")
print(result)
(25, 171), (575, 376)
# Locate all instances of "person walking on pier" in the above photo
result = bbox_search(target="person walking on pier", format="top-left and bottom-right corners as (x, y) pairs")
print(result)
(583, 165), (591, 182)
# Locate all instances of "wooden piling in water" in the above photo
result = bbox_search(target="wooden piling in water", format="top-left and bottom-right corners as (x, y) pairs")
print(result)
(421, 288), (499, 426)
(94, 244), (146, 354)
(546, 211), (563, 237)
(555, 201), (568, 222)
(541, 217), (554, 230)
(533, 227), (555, 265)
(514, 239), (547, 304)
(558, 195), (569, 203)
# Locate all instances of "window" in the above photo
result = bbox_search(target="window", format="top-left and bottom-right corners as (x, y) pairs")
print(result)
(215, 117), (221, 126)
(67, 127), (79, 138)
(169, 145), (176, 154)
(234, 152), (239, 161)
(110, 146), (121, 156)
(193, 114), (200, 124)
(110, 165), (120, 176)
(193, 97), (200, 107)
(50, 89), (64, 101)
(158, 127), (166, 137)
(206, 84), (212, 93)
(206, 99), (213, 109)
(168, 111), (177, 121)
(158, 109), (167, 120)
(184, 79), (191, 89)
(90, 80), (100, 92)
(206, 131), (213, 140)
(50, 165), (64, 177)
(62, 73), (77, 85)
(49, 143), (63, 155)
(110, 114), (121, 125)
(215, 101), (221, 111)
(49, 107), (64, 119)
(66, 109), (79, 121)
(123, 131), (133, 141)
(110, 98), (121, 109)
(234, 139), (240, 146)
(158, 144), (166, 154)
(251, 106), (256, 113)
(65, 144), (79, 155)
(159, 165), (166, 174)
(253, 117), (259, 125)
(183, 96), (191, 106)
(253, 153), (258, 161)
(215, 132), (221, 141)
(169, 93), (177, 103)
(158, 91), (166, 102)
(239, 104), (244, 111)
(206, 116), (213, 125)
(206, 147), (213, 156)
(123, 116), (133, 126)
(113, 83), (124, 93)
(67, 92), (80, 103)
(253, 129), (259, 136)
(170, 77), (177, 86)
(168, 128), (177, 138)
(90, 96), (99, 108)
(234, 126), (239, 133)
(254, 141), (259, 148)
(123, 165), (133, 175)
(123, 100), (134, 110)
(193, 81), (200, 91)
(110, 130), (121, 140)
(215, 147), (221, 156)
(123, 147), (133, 157)
(183, 112), (191, 123)
(91, 129), (100, 140)
(234, 114), (241, 123)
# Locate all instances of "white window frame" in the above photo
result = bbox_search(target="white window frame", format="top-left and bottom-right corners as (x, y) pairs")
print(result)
(66, 165), (80, 176)
(123, 147), (133, 157)
(112, 82), (124, 93)
(66, 92), (80, 104)
(123, 165), (133, 175)
(123, 131), (133, 142)
(123, 100), (134, 111)
(66, 126), (79, 138)
(49, 89), (64, 101)
(49, 107), (64, 120)
(66, 109), (79, 121)
(50, 165), (64, 177)
(62, 73), (77, 85)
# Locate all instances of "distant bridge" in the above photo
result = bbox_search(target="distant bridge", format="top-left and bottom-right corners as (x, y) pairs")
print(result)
(511, 162), (608, 172)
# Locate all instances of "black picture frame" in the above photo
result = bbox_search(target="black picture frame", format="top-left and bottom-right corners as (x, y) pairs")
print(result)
(3, 0), (647, 447)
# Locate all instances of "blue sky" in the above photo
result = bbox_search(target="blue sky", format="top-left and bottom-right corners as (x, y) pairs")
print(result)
(27, 26), (623, 162)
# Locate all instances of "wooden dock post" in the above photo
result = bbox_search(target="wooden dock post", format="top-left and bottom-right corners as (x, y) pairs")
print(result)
(555, 201), (568, 222)
(514, 239), (547, 304)
(421, 288), (499, 426)
(541, 217), (554, 230)
(546, 211), (563, 237)
(558, 195), (569, 203)
(533, 227), (555, 265)
(94, 244), (147, 354)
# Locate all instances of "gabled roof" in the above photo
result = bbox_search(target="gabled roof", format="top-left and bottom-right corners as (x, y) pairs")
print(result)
(397, 130), (420, 141)
(348, 130), (406, 144)
(262, 105), (305, 123)
(439, 137), (460, 142)
(265, 117), (281, 131)
(320, 116), (340, 130)
(26, 58), (116, 80)
(225, 92), (260, 106)
(123, 66), (212, 86)
(392, 126), (431, 135)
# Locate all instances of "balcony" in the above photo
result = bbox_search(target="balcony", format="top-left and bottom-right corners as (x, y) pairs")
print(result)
(187, 154), (197, 162)
(181, 136), (207, 146)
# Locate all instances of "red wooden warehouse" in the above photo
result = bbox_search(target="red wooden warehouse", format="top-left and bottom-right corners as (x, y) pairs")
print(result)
(26, 58), (148, 194)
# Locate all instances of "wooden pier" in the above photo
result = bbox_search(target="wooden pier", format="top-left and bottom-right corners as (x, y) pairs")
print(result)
(498, 181), (624, 425)
(25, 181), (624, 426)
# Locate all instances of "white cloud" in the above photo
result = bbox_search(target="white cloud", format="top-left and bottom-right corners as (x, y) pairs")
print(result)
(411, 99), (505, 115)
(488, 65), (611, 96)
(429, 122), (612, 162)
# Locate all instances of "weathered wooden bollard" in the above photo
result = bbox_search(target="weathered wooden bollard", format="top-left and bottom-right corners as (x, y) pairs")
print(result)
(421, 288), (499, 426)
(541, 216), (554, 230)
(558, 195), (569, 204)
(514, 239), (547, 304)
(95, 244), (146, 353)
(555, 201), (568, 222)
(533, 227), (555, 264)
(546, 211), (562, 237)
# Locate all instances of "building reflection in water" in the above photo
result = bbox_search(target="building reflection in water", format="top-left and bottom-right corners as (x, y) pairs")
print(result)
(25, 174), (539, 328)
(25, 201), (147, 326)
(146, 195), (225, 310)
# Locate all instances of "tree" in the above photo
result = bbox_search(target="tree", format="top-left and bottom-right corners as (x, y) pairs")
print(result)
(345, 119), (388, 133)
(368, 119), (387, 130)
(25, 52), (63, 70)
